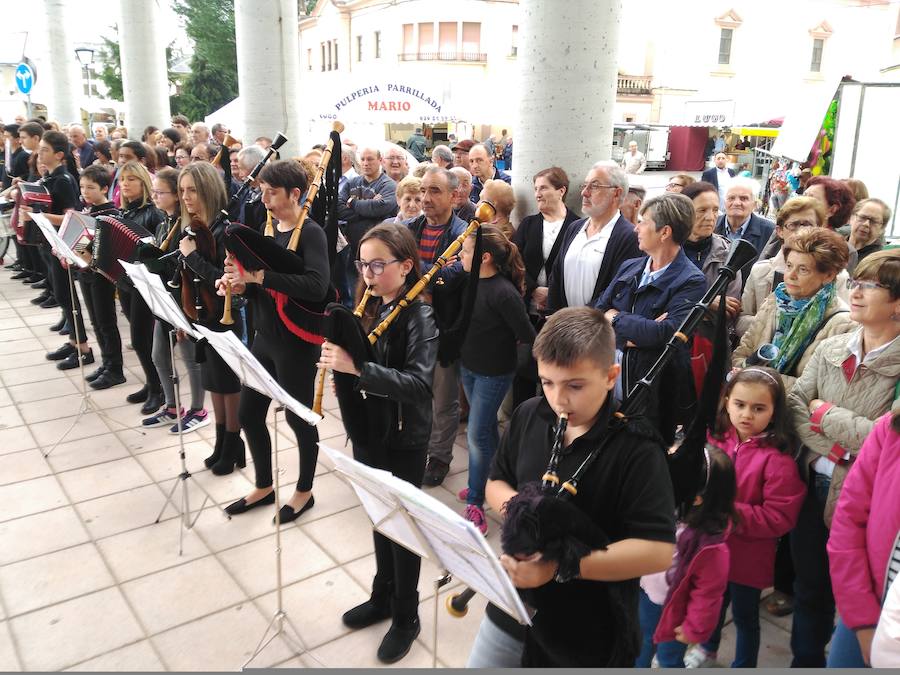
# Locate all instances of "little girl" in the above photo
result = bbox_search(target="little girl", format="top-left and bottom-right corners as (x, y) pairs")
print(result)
(637, 446), (737, 668)
(457, 225), (535, 534)
(685, 367), (805, 668)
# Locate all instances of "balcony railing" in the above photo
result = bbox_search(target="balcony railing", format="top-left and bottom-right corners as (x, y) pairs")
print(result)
(617, 74), (653, 95)
(399, 51), (487, 62)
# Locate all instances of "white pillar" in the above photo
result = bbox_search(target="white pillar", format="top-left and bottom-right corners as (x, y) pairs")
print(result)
(43, 0), (81, 124)
(119, 0), (171, 137)
(235, 0), (301, 156)
(513, 0), (622, 218)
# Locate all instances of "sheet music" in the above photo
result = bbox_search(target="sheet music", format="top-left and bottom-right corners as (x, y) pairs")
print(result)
(119, 260), (198, 338)
(192, 324), (321, 426)
(320, 443), (531, 625)
(31, 212), (88, 268)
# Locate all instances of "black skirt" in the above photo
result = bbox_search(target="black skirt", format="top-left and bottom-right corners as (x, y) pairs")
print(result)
(198, 320), (243, 394)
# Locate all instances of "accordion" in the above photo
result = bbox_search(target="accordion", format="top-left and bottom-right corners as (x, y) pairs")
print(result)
(92, 215), (159, 282)
(58, 211), (96, 254)
(15, 182), (52, 246)
(18, 182), (52, 208)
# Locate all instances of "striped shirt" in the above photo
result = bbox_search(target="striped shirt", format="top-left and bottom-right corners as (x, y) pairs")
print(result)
(886, 529), (900, 604)
(418, 222), (446, 267)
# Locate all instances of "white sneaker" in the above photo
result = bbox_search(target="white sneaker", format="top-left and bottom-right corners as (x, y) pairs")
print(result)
(684, 645), (717, 668)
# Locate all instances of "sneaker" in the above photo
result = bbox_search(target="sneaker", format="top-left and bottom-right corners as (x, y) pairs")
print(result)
(169, 408), (211, 435)
(423, 458), (450, 487)
(142, 406), (179, 428)
(683, 645), (716, 668)
(464, 504), (488, 535)
(457, 488), (470, 503)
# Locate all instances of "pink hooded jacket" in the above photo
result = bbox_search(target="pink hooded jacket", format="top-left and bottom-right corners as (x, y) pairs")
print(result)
(707, 428), (805, 589)
(828, 413), (900, 630)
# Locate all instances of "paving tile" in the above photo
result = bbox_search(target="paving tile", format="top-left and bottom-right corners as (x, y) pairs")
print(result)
(0, 339), (36, 357)
(121, 555), (246, 634)
(316, 410), (348, 441)
(0, 405), (24, 431)
(151, 603), (295, 670)
(64, 640), (166, 671)
(44, 433), (131, 473)
(0, 543), (115, 617)
(19, 394), (88, 425)
(9, 587), (144, 671)
(218, 526), (335, 598)
(306, 620), (434, 668)
(191, 501), (281, 553)
(176, 462), (255, 505)
(116, 425), (183, 455)
(293, 471), (360, 523)
(75, 484), (179, 540)
(29, 411), (111, 448)
(4, 376), (78, 404)
(133, 439), (212, 482)
(301, 505), (376, 564)
(418, 589), (489, 667)
(0, 328), (33, 342)
(0, 620), (21, 671)
(56, 456), (154, 503)
(0, 362), (64, 387)
(0, 350), (49, 371)
(343, 551), (464, 603)
(96, 518), (211, 583)
(0, 449), (52, 485)
(0, 507), (91, 566)
(0, 475), (68, 523)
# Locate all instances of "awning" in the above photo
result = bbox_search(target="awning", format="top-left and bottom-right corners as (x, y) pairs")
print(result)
(737, 127), (779, 137)
(769, 75), (843, 162)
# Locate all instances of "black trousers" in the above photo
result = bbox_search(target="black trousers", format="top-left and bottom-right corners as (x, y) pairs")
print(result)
(354, 442), (427, 601)
(240, 330), (319, 492)
(79, 272), (122, 369)
(44, 248), (87, 343)
(118, 285), (161, 392)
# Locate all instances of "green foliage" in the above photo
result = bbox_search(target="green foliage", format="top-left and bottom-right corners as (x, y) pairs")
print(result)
(97, 34), (123, 101)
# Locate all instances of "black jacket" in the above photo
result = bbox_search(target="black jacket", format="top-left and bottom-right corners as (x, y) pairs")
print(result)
(700, 166), (735, 191)
(355, 300), (438, 451)
(121, 200), (166, 240)
(513, 208), (580, 307)
(547, 215), (641, 311)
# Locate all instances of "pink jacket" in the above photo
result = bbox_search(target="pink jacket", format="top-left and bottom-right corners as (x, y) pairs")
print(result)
(653, 540), (730, 644)
(828, 413), (900, 630)
(707, 428), (805, 589)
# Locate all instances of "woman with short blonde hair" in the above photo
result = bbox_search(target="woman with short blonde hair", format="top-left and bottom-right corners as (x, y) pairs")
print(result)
(479, 179), (516, 239)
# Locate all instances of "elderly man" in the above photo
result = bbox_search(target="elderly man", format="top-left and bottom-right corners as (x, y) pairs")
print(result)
(714, 178), (774, 283)
(452, 139), (474, 171)
(228, 145), (267, 230)
(68, 124), (95, 171)
(621, 140), (646, 174)
(547, 161), (641, 311)
(405, 166), (468, 487)
(191, 122), (211, 146)
(449, 166), (475, 222)
(382, 144), (409, 183)
(190, 143), (212, 162)
(621, 184), (646, 224)
(701, 151), (736, 210)
(211, 122), (229, 145)
(338, 146), (398, 267)
(468, 142), (511, 203)
(431, 144), (453, 169)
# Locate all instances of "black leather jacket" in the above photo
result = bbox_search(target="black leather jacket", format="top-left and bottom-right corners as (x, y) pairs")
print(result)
(121, 200), (166, 241)
(355, 300), (439, 450)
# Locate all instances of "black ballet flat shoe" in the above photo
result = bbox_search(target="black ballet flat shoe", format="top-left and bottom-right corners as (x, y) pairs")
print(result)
(274, 496), (315, 525)
(140, 391), (165, 415)
(126, 386), (149, 404)
(46, 343), (76, 361)
(224, 491), (275, 516)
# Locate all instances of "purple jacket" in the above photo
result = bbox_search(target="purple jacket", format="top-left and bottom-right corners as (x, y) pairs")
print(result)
(707, 428), (805, 589)
(828, 413), (900, 630)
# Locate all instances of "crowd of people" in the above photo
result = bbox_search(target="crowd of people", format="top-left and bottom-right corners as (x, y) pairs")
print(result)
(0, 111), (898, 668)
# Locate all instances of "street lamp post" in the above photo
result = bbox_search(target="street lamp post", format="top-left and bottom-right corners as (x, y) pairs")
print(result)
(74, 47), (94, 98)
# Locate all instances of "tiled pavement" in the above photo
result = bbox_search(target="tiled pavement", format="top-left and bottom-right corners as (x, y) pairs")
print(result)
(0, 268), (793, 670)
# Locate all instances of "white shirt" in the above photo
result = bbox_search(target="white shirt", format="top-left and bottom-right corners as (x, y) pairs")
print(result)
(563, 211), (619, 307)
(537, 216), (565, 287)
(622, 151), (646, 174)
(716, 168), (731, 210)
(639, 256), (673, 288)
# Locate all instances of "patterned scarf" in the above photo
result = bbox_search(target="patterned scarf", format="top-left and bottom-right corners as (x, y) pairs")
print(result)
(772, 280), (835, 373)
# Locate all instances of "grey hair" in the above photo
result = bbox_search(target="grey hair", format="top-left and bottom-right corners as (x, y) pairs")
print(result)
(358, 146), (382, 160)
(469, 142), (490, 157)
(639, 192), (695, 244)
(591, 160), (629, 205)
(431, 145), (453, 164)
(727, 176), (761, 200)
(628, 185), (647, 199)
(854, 197), (892, 226)
(341, 147), (358, 171)
(237, 144), (266, 171)
(450, 166), (472, 187)
(424, 165), (459, 192)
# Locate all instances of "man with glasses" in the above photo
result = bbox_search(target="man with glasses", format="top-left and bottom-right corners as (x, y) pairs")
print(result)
(547, 161), (641, 311)
(381, 144), (410, 183)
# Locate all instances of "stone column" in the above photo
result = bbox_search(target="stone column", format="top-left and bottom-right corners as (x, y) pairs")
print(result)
(513, 0), (622, 218)
(43, 0), (81, 123)
(119, 0), (171, 136)
(235, 0), (301, 156)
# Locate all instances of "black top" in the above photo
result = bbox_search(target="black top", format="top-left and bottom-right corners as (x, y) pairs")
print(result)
(460, 275), (535, 376)
(488, 395), (676, 667)
(6, 147), (29, 184)
(683, 234), (713, 270)
(43, 165), (80, 215)
(513, 208), (580, 307)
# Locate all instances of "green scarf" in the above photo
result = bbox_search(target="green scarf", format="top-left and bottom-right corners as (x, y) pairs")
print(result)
(772, 280), (836, 374)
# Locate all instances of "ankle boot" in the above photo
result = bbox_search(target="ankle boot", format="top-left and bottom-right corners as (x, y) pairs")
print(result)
(377, 592), (421, 664)
(342, 580), (393, 629)
(204, 424), (226, 468)
(212, 431), (245, 475)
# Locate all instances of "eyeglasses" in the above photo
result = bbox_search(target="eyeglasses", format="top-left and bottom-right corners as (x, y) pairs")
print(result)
(151, 190), (173, 196)
(854, 214), (883, 226)
(579, 182), (616, 193)
(665, 182), (684, 189)
(847, 279), (889, 292)
(354, 259), (399, 275)
(782, 219), (816, 231)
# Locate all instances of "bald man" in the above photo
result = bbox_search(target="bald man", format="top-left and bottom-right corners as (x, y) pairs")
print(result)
(68, 124), (96, 171)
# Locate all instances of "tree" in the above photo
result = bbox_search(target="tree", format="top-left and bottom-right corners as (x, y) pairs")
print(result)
(97, 34), (123, 101)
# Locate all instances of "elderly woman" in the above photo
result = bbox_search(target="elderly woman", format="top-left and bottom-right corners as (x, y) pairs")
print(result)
(848, 198), (890, 263)
(681, 181), (742, 303)
(733, 226), (853, 392)
(393, 175), (423, 222)
(596, 192), (707, 444)
(665, 174), (695, 193)
(479, 179), (515, 240)
(512, 166), (580, 313)
(805, 176), (856, 231)
(786, 248), (900, 667)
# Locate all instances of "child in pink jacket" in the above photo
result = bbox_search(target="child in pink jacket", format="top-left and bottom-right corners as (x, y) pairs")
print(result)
(828, 412), (900, 667)
(684, 367), (805, 668)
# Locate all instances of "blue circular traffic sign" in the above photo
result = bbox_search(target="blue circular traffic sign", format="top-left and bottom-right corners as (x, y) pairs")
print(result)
(15, 62), (35, 95)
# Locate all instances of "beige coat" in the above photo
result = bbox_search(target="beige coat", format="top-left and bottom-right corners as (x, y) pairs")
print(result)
(787, 330), (900, 525)
(732, 293), (855, 392)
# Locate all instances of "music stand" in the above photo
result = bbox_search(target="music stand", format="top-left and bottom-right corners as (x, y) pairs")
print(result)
(319, 443), (531, 668)
(30, 213), (143, 458)
(193, 324), (322, 668)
